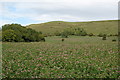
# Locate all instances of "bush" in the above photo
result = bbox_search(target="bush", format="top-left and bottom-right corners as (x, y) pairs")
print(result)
(2, 23), (45, 42)
(88, 33), (94, 36)
(61, 38), (64, 42)
(102, 36), (106, 40)
(109, 34), (113, 36)
(109, 34), (118, 36)
(38, 34), (45, 42)
(113, 34), (118, 36)
(98, 33), (107, 37)
(61, 33), (68, 38)
(74, 28), (87, 36)
(61, 35), (68, 38)
(60, 27), (87, 37)
(61, 30), (69, 38)
(112, 39), (116, 42)
(2, 29), (17, 42)
(54, 31), (61, 36)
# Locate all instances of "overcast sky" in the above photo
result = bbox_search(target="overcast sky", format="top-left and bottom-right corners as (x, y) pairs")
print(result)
(0, 0), (119, 27)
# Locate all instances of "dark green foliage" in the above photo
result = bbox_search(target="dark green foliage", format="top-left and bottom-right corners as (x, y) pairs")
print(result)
(61, 32), (68, 38)
(98, 33), (107, 37)
(38, 34), (45, 42)
(109, 34), (113, 36)
(2, 24), (23, 31)
(102, 34), (107, 40)
(60, 30), (69, 38)
(112, 39), (116, 42)
(2, 29), (20, 42)
(88, 33), (94, 36)
(98, 33), (104, 37)
(65, 28), (74, 35)
(61, 38), (64, 42)
(54, 31), (61, 36)
(109, 34), (118, 36)
(60, 27), (87, 37)
(61, 35), (68, 38)
(113, 34), (118, 36)
(44, 33), (53, 37)
(102, 36), (106, 40)
(74, 28), (87, 36)
(2, 23), (45, 42)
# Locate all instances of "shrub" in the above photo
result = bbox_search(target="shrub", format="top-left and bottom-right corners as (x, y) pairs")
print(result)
(110, 34), (113, 36)
(2, 29), (17, 42)
(98, 33), (103, 37)
(88, 33), (94, 36)
(109, 34), (118, 36)
(2, 23), (45, 42)
(112, 39), (116, 42)
(74, 28), (87, 36)
(102, 36), (106, 40)
(61, 30), (69, 38)
(98, 33), (107, 37)
(61, 38), (64, 42)
(54, 31), (61, 36)
(60, 27), (87, 37)
(114, 34), (118, 36)
(61, 34), (68, 38)
(38, 34), (45, 42)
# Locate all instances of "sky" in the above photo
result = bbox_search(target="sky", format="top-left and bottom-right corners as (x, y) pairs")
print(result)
(0, 0), (119, 27)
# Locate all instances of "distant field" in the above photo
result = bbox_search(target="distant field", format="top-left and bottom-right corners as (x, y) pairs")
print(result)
(2, 36), (119, 78)
(27, 20), (118, 35)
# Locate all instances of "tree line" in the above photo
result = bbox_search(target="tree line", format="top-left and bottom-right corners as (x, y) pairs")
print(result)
(2, 24), (45, 42)
(54, 27), (118, 38)
(54, 27), (87, 38)
(2, 23), (118, 42)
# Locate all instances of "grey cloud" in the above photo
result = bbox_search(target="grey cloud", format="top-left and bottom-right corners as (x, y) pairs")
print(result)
(0, 0), (118, 25)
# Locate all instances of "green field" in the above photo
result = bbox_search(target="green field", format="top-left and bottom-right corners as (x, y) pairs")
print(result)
(27, 20), (118, 35)
(2, 36), (119, 78)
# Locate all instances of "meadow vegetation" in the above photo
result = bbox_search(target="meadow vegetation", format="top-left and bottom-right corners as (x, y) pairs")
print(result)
(1, 20), (119, 78)
(27, 20), (118, 36)
(2, 36), (119, 78)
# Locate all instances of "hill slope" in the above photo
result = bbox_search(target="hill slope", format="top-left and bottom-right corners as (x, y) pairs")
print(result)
(26, 20), (118, 35)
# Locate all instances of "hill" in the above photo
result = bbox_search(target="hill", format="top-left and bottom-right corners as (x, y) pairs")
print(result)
(26, 20), (118, 35)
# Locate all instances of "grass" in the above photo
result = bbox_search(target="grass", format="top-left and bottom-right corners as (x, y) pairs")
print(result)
(26, 20), (118, 35)
(0, 31), (1, 41)
(0, 42), (2, 79)
(2, 36), (119, 78)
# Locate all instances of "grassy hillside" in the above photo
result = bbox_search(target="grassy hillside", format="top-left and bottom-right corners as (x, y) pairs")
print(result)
(26, 20), (118, 35)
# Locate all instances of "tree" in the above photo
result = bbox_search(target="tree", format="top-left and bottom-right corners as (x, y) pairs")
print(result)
(2, 29), (17, 42)
(2, 23), (45, 42)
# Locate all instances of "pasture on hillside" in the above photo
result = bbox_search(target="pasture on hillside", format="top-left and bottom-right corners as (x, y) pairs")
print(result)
(2, 36), (119, 78)
(27, 20), (118, 35)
